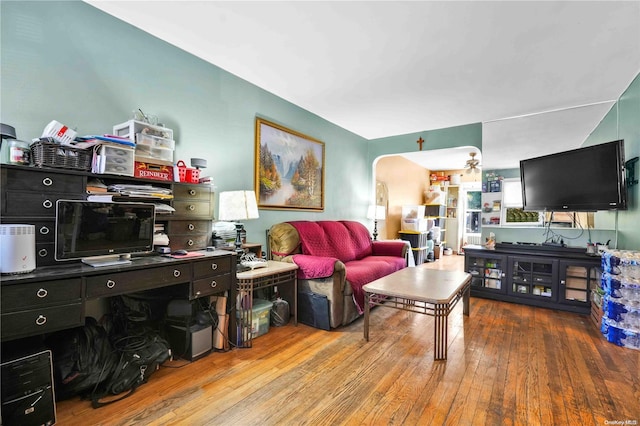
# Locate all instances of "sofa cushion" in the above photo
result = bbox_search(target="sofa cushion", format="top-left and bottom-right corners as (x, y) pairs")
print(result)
(288, 220), (373, 262)
(345, 255), (406, 314)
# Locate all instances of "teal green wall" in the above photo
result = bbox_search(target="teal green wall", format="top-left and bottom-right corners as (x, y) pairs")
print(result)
(3, 2), (636, 250)
(482, 73), (640, 250)
(0, 1), (373, 248)
(584, 73), (640, 249)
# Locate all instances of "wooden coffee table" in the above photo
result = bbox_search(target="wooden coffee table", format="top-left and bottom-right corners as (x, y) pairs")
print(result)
(363, 266), (471, 360)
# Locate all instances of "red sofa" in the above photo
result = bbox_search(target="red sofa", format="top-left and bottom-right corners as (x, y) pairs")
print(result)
(268, 220), (408, 328)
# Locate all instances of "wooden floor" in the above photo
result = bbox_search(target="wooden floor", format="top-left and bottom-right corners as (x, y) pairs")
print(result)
(56, 255), (640, 426)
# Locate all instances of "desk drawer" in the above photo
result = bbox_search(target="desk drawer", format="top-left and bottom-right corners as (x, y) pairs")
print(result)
(1, 303), (83, 340)
(2, 168), (84, 193)
(4, 191), (84, 216)
(0, 219), (55, 243)
(192, 273), (231, 298)
(167, 220), (211, 235)
(85, 264), (191, 298)
(1, 278), (82, 312)
(173, 184), (212, 200)
(172, 200), (213, 219)
(193, 257), (233, 279)
(170, 234), (209, 251)
(35, 243), (57, 267)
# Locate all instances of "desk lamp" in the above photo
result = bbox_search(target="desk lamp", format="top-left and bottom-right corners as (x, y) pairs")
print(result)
(218, 191), (259, 271)
(367, 205), (386, 241)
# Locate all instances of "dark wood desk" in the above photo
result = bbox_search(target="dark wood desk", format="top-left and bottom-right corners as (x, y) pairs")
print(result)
(0, 250), (236, 343)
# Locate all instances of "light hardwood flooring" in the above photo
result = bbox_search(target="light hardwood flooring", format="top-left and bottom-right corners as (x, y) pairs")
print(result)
(56, 255), (640, 425)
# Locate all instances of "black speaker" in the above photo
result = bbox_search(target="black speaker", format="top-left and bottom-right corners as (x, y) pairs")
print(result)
(165, 323), (212, 361)
(1, 350), (56, 426)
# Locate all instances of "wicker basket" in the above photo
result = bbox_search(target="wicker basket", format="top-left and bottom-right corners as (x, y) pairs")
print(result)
(30, 141), (92, 171)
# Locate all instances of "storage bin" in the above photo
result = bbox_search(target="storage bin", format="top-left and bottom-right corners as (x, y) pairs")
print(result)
(411, 247), (428, 265)
(240, 298), (272, 339)
(135, 144), (174, 163)
(399, 231), (428, 248)
(401, 218), (428, 232)
(136, 133), (175, 150)
(30, 140), (92, 171)
(401, 205), (425, 219)
(425, 204), (446, 218)
(113, 120), (173, 142)
(175, 160), (200, 183)
(134, 161), (174, 181)
(92, 144), (134, 176)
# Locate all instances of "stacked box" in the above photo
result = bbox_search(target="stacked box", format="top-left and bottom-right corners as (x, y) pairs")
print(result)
(114, 120), (175, 166)
(399, 231), (428, 248)
(600, 250), (640, 351)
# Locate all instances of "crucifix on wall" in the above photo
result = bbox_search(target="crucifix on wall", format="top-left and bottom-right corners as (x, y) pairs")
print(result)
(417, 136), (425, 151)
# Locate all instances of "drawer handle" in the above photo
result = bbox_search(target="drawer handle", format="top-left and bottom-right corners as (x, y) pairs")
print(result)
(187, 240), (194, 246)
(188, 223), (195, 231)
(39, 226), (50, 235)
(36, 288), (48, 298)
(42, 199), (53, 209)
(38, 248), (48, 257)
(35, 315), (47, 326)
(42, 177), (53, 186)
(210, 280), (217, 288)
(174, 270), (181, 277)
(106, 279), (116, 289)
(189, 189), (196, 196)
(188, 204), (196, 211)
(211, 263), (218, 270)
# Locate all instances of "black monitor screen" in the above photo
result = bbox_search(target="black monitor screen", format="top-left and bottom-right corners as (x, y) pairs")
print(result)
(55, 200), (155, 261)
(520, 140), (626, 211)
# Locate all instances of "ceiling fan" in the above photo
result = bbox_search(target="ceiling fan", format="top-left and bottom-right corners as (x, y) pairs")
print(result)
(464, 152), (481, 174)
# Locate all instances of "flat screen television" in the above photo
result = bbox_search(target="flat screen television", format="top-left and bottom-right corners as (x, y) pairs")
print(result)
(520, 140), (627, 212)
(55, 200), (155, 267)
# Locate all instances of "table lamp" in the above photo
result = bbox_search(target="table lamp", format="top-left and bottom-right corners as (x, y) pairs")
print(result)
(218, 190), (259, 270)
(367, 204), (386, 241)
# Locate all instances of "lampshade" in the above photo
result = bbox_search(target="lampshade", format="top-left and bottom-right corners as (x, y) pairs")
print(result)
(367, 205), (386, 220)
(218, 191), (259, 221)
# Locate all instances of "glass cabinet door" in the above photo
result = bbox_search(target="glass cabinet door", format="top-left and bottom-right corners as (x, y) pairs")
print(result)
(509, 257), (557, 301)
(559, 260), (600, 307)
(466, 253), (507, 294)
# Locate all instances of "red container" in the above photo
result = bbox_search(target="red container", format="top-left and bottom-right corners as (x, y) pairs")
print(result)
(175, 160), (200, 183)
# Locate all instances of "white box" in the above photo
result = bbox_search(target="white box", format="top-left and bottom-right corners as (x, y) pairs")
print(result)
(401, 218), (428, 232)
(92, 144), (135, 176)
(113, 120), (173, 142)
(402, 205), (425, 219)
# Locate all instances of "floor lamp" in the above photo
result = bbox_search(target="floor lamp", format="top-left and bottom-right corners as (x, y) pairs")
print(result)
(367, 205), (386, 241)
(218, 190), (259, 271)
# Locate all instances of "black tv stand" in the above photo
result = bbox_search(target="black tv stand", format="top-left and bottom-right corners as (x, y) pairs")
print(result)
(464, 244), (601, 315)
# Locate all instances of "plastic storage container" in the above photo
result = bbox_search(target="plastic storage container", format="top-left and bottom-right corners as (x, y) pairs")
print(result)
(92, 144), (135, 176)
(240, 298), (272, 339)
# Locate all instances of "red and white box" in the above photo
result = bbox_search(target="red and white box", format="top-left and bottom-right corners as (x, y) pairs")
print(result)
(134, 161), (174, 181)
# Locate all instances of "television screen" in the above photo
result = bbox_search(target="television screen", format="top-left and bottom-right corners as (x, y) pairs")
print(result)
(520, 140), (627, 212)
(55, 200), (155, 262)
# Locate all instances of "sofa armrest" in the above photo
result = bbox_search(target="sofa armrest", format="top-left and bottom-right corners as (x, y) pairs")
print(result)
(371, 240), (408, 258)
(292, 254), (344, 279)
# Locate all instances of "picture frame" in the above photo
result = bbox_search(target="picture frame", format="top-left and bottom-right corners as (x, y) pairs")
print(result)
(255, 118), (325, 211)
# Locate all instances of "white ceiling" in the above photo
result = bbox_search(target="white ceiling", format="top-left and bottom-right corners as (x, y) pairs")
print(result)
(85, 1), (640, 170)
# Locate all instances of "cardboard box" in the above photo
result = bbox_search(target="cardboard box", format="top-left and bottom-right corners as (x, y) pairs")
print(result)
(134, 161), (174, 181)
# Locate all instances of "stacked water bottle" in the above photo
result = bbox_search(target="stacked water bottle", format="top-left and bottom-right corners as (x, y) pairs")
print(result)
(600, 249), (640, 350)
